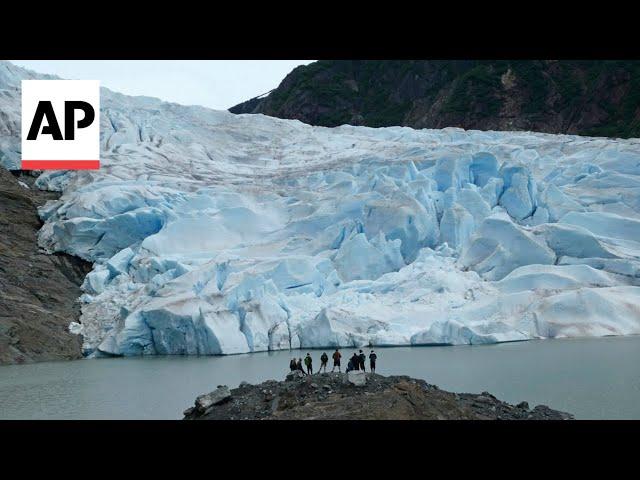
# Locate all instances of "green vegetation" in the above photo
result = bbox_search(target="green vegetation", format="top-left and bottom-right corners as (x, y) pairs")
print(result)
(582, 61), (640, 138)
(238, 60), (640, 139)
(365, 101), (412, 128)
(442, 63), (503, 117)
(509, 61), (549, 116)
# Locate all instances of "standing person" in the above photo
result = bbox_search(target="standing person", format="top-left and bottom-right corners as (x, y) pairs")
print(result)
(351, 352), (360, 371)
(296, 358), (306, 375)
(289, 357), (297, 371)
(319, 352), (329, 373)
(358, 349), (366, 372)
(331, 349), (342, 372)
(304, 353), (313, 375)
(369, 350), (377, 374)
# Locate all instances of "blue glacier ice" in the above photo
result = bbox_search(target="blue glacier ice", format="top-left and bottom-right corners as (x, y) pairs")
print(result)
(3, 61), (640, 357)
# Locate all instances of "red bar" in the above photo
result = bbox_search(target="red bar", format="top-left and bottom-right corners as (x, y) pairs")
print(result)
(21, 160), (100, 170)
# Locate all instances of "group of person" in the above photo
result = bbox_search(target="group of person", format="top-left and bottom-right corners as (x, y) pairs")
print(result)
(289, 348), (378, 375)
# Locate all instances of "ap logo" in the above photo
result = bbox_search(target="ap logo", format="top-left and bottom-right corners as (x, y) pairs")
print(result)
(22, 80), (100, 170)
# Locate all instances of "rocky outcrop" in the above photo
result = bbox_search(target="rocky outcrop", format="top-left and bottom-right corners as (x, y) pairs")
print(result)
(183, 373), (574, 420)
(230, 60), (640, 139)
(347, 370), (366, 386)
(198, 385), (231, 406)
(0, 168), (91, 365)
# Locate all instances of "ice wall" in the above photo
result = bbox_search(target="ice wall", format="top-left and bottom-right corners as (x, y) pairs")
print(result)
(2, 61), (640, 357)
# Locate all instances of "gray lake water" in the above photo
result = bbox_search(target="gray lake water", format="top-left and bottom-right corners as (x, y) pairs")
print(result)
(1, 336), (639, 419)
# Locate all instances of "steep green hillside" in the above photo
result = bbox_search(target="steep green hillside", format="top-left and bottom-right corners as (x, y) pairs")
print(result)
(230, 60), (640, 138)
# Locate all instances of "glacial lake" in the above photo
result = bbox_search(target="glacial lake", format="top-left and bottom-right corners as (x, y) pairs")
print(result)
(1, 336), (639, 420)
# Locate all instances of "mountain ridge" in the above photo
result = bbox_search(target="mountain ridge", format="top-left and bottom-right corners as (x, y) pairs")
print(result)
(230, 60), (640, 139)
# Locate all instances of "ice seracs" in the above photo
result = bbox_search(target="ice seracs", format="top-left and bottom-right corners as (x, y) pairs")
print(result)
(2, 60), (640, 357)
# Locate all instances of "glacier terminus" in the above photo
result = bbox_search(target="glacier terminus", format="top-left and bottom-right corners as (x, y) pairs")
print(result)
(3, 61), (640, 358)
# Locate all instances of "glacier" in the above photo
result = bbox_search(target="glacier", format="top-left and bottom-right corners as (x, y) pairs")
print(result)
(2, 61), (640, 357)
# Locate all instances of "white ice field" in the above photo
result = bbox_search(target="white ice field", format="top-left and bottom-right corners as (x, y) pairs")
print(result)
(3, 61), (640, 357)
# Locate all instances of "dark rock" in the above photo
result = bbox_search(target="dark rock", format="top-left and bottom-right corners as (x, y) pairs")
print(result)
(0, 169), (92, 365)
(516, 401), (530, 410)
